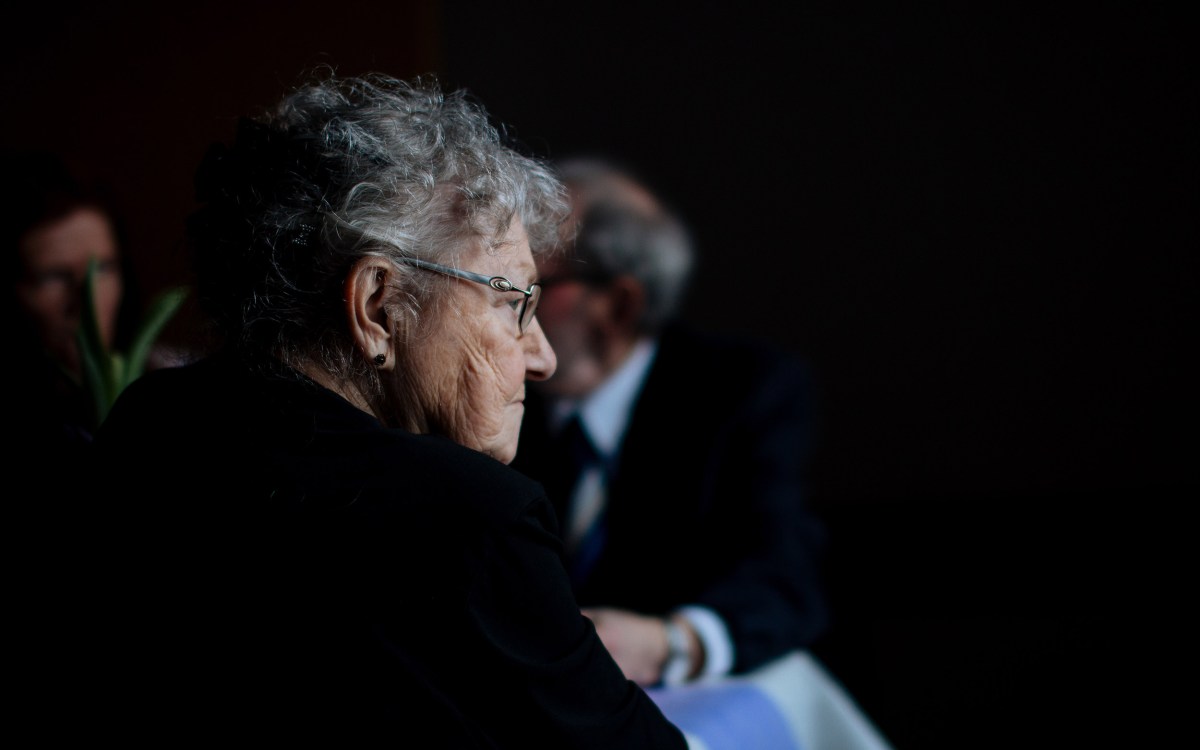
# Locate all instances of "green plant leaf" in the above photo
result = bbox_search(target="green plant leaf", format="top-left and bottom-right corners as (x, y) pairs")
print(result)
(125, 285), (189, 384)
(72, 256), (189, 430)
(76, 256), (114, 429)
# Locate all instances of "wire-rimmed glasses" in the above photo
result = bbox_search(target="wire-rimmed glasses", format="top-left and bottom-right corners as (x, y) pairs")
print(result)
(398, 257), (541, 335)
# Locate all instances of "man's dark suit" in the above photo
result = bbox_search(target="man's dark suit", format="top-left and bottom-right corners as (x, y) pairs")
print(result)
(513, 322), (830, 674)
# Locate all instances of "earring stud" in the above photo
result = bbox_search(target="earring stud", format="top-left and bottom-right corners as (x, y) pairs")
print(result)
(374, 353), (386, 366)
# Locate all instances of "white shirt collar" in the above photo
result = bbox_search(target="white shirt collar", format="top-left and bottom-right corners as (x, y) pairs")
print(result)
(549, 337), (658, 459)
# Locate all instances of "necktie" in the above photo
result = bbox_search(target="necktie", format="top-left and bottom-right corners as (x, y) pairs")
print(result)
(557, 415), (608, 586)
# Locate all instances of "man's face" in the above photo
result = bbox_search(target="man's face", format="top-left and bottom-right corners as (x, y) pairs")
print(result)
(531, 254), (610, 399)
(15, 206), (123, 374)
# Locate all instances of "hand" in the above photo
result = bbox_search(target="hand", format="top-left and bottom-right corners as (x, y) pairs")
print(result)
(582, 606), (673, 686)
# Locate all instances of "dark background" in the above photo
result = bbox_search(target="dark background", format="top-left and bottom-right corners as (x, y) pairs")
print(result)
(5, 2), (1192, 747)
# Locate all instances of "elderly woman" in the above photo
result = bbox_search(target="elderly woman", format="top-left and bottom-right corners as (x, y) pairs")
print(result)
(88, 72), (686, 748)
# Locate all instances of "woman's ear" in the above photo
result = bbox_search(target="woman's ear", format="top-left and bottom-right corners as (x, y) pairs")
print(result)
(344, 256), (395, 371)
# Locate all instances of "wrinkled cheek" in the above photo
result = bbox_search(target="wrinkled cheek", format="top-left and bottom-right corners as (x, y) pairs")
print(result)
(460, 355), (508, 438)
(454, 347), (523, 457)
(402, 337), (461, 431)
(412, 342), (484, 445)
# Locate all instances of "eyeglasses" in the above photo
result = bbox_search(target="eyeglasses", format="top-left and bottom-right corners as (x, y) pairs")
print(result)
(398, 257), (542, 335)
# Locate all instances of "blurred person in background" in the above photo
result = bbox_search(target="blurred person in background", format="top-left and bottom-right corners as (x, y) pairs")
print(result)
(513, 156), (830, 688)
(3, 148), (135, 453)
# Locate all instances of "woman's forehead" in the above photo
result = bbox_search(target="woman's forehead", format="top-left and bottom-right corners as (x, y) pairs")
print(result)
(470, 219), (534, 270)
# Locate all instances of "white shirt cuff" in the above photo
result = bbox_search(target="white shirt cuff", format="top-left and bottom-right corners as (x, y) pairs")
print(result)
(673, 605), (734, 683)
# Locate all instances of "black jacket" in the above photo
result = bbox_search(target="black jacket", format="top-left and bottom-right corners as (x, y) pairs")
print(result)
(69, 353), (685, 748)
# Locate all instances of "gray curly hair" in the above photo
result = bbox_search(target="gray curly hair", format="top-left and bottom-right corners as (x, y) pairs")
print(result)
(187, 69), (568, 381)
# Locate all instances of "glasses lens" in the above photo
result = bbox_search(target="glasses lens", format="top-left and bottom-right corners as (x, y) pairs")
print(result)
(521, 284), (542, 333)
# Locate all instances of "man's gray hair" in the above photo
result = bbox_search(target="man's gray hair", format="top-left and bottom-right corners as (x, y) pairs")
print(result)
(557, 158), (695, 334)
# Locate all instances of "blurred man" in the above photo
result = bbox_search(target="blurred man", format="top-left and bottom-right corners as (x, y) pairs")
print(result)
(513, 157), (829, 686)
